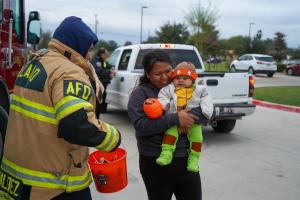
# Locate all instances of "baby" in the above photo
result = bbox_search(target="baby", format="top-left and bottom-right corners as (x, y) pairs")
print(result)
(145, 62), (214, 172)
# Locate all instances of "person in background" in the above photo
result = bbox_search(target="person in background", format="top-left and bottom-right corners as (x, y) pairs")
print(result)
(91, 48), (116, 117)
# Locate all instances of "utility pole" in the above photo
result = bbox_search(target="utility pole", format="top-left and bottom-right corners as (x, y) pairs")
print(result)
(95, 14), (99, 36)
(248, 22), (255, 48)
(140, 6), (148, 43)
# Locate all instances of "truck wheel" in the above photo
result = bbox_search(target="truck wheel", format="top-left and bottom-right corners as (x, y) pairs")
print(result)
(0, 106), (8, 142)
(0, 106), (8, 159)
(0, 130), (3, 160)
(267, 73), (274, 77)
(0, 80), (10, 114)
(212, 119), (236, 133)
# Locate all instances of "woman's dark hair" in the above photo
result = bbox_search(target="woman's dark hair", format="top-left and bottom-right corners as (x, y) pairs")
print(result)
(139, 49), (171, 85)
(97, 48), (107, 55)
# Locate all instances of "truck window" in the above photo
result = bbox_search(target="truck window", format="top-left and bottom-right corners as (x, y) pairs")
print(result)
(108, 49), (121, 68)
(10, 0), (24, 43)
(135, 49), (202, 70)
(118, 49), (132, 71)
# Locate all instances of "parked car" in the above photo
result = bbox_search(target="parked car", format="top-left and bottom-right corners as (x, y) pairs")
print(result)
(207, 57), (221, 64)
(105, 44), (256, 133)
(230, 54), (277, 77)
(286, 60), (300, 76)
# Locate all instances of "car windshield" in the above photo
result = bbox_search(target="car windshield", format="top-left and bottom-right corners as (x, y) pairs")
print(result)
(255, 56), (274, 62)
(288, 60), (300, 65)
(135, 49), (202, 70)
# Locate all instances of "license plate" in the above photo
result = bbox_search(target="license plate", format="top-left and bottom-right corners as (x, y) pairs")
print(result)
(0, 169), (23, 200)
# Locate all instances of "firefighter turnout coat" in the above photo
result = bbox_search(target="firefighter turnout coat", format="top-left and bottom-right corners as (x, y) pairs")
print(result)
(0, 39), (120, 199)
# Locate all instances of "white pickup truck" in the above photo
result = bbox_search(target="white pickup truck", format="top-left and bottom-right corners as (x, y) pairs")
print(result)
(106, 44), (256, 133)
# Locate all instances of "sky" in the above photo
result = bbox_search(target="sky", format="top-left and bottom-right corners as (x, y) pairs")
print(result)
(26, 0), (300, 48)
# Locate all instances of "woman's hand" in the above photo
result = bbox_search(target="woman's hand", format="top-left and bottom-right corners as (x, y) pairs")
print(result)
(178, 110), (198, 129)
(179, 127), (189, 135)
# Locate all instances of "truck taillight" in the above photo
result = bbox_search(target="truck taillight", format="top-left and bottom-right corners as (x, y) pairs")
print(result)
(249, 76), (255, 97)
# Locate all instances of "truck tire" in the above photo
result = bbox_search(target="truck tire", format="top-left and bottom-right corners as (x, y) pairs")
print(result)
(267, 73), (274, 77)
(0, 130), (3, 160)
(0, 106), (8, 160)
(212, 119), (236, 133)
(0, 79), (10, 114)
(0, 106), (8, 142)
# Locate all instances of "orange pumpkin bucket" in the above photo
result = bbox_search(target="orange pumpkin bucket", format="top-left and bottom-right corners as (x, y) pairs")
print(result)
(143, 98), (163, 119)
(88, 148), (128, 193)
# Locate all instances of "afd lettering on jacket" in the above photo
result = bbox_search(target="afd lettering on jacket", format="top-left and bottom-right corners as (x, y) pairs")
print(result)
(63, 80), (93, 101)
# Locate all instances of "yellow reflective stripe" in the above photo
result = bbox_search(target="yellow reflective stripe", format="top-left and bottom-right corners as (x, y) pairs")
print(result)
(11, 95), (54, 113)
(10, 105), (57, 125)
(109, 126), (120, 150)
(10, 94), (57, 125)
(55, 96), (93, 121)
(66, 175), (93, 192)
(96, 123), (119, 151)
(1, 158), (92, 191)
(96, 123), (112, 150)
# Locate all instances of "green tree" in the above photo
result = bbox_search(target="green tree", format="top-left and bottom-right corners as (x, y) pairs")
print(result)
(251, 30), (267, 54)
(38, 31), (52, 49)
(221, 35), (249, 56)
(154, 21), (189, 44)
(123, 41), (133, 46)
(273, 32), (287, 61)
(185, 1), (220, 57)
(145, 36), (159, 43)
(95, 40), (119, 52)
(288, 47), (300, 59)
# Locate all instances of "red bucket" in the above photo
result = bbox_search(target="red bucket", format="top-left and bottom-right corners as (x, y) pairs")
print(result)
(88, 148), (128, 193)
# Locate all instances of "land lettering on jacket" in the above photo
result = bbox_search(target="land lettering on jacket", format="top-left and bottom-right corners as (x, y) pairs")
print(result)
(63, 80), (93, 101)
(15, 60), (47, 92)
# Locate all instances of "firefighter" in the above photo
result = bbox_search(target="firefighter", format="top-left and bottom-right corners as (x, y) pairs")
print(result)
(91, 48), (116, 117)
(0, 16), (121, 200)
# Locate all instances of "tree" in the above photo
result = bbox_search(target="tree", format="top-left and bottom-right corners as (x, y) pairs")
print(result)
(185, 1), (219, 34)
(154, 21), (189, 44)
(251, 30), (267, 54)
(38, 31), (52, 49)
(288, 47), (300, 59)
(145, 36), (159, 43)
(221, 35), (249, 56)
(185, 1), (220, 57)
(123, 41), (133, 46)
(95, 40), (119, 52)
(273, 32), (287, 61)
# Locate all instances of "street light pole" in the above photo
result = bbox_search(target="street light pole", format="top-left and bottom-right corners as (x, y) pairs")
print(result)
(140, 6), (148, 44)
(248, 22), (255, 47)
(95, 14), (99, 36)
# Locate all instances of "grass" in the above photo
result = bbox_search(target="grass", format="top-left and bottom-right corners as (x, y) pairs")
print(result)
(254, 86), (300, 107)
(204, 61), (230, 72)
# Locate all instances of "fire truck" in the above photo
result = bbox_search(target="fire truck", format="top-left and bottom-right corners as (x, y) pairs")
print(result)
(0, 1), (40, 154)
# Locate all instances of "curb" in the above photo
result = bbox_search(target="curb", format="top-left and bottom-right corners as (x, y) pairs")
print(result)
(253, 99), (300, 114)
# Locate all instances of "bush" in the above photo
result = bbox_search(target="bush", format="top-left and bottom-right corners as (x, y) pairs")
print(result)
(277, 64), (286, 72)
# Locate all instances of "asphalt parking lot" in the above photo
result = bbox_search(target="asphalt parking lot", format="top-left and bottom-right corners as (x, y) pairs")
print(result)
(90, 104), (300, 200)
(254, 72), (300, 88)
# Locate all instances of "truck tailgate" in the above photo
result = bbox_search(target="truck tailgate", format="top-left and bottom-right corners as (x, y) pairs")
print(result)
(198, 72), (250, 101)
